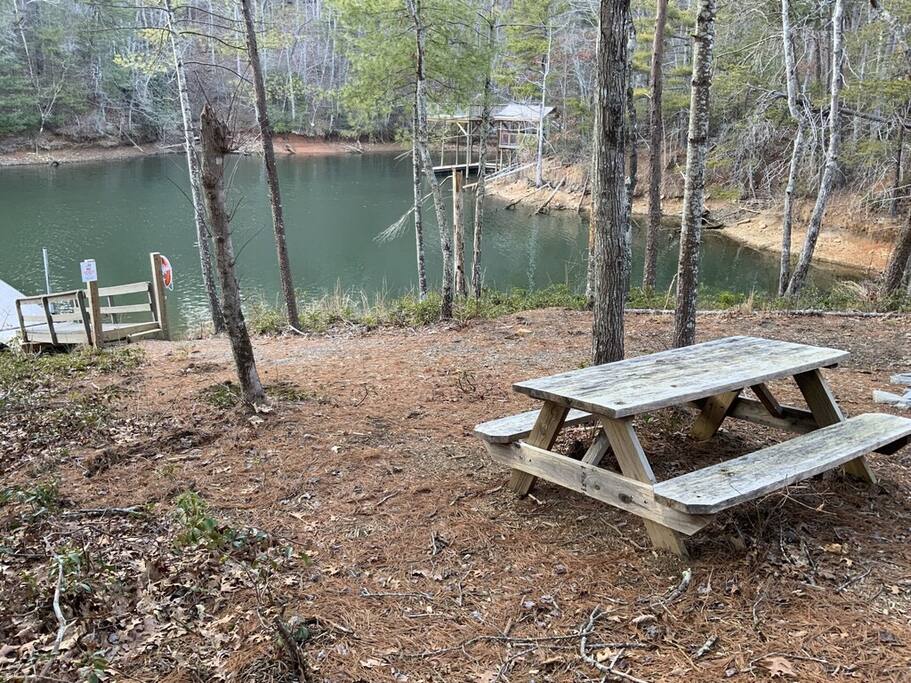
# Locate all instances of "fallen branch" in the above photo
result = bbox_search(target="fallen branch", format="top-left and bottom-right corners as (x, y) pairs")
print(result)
(504, 184), (545, 210)
(534, 177), (566, 214)
(37, 560), (68, 681)
(695, 634), (717, 659)
(578, 608), (649, 683)
(651, 568), (692, 607)
(61, 506), (146, 518)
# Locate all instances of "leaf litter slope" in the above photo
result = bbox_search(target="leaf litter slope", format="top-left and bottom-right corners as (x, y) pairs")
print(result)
(1, 309), (910, 680)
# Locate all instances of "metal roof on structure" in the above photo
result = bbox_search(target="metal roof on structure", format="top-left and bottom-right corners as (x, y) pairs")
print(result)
(428, 102), (556, 124)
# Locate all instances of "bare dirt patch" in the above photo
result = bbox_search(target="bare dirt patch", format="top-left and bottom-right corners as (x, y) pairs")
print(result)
(2, 310), (911, 680)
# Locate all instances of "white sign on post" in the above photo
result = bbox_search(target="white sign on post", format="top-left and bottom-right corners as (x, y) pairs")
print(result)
(80, 259), (98, 283)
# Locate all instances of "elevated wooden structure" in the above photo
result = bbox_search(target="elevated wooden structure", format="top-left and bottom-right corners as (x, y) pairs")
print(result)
(14, 252), (170, 350)
(428, 102), (556, 175)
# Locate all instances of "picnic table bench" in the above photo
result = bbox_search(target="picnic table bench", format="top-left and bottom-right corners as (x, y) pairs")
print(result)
(474, 336), (911, 557)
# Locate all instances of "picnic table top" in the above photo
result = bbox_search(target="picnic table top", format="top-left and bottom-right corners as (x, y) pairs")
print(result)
(512, 336), (849, 419)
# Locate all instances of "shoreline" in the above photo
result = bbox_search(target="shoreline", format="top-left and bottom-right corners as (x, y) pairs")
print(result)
(0, 135), (405, 168)
(486, 164), (898, 276)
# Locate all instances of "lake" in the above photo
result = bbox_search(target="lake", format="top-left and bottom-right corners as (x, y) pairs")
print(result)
(0, 152), (846, 332)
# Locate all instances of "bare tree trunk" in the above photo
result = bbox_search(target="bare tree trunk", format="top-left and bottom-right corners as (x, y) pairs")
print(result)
(471, 18), (495, 301)
(452, 170), (467, 296)
(785, 0), (845, 297)
(672, 0), (717, 348)
(240, 0), (300, 330)
(624, 17), (638, 298)
(891, 117), (905, 217)
(198, 105), (266, 407)
(643, 0), (668, 292)
(412, 105), (428, 299)
(591, 0), (631, 365)
(406, 0), (453, 319)
(535, 28), (552, 188)
(882, 208), (911, 295)
(778, 0), (807, 296)
(165, 0), (224, 333)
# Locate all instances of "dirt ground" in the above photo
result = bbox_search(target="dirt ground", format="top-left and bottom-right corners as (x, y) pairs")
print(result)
(488, 160), (900, 276)
(3, 310), (911, 681)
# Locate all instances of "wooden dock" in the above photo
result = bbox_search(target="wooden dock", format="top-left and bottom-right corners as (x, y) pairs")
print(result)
(13, 252), (170, 350)
(432, 161), (498, 175)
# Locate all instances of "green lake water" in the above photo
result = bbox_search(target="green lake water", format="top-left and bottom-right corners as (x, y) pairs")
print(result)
(0, 152), (847, 331)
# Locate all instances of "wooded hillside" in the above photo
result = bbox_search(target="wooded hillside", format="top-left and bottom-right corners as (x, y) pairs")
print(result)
(1, 0), (909, 206)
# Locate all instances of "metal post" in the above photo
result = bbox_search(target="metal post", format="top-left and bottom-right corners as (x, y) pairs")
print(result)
(42, 248), (50, 294)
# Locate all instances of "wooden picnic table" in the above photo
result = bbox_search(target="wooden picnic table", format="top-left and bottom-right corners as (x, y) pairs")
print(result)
(475, 336), (911, 557)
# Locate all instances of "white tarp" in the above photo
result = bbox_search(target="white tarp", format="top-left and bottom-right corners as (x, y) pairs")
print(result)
(0, 278), (41, 344)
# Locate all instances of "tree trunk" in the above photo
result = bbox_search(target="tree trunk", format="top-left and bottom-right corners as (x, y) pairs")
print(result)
(411, 105), (428, 299)
(198, 105), (266, 407)
(452, 170), (466, 297)
(591, 0), (631, 365)
(534, 28), (552, 188)
(471, 21), (495, 301)
(643, 0), (668, 292)
(672, 0), (717, 348)
(892, 118), (904, 217)
(882, 208), (911, 294)
(785, 0), (845, 297)
(778, 0), (807, 296)
(164, 0), (224, 333)
(240, 0), (301, 330)
(406, 0), (453, 319)
(624, 16), (638, 298)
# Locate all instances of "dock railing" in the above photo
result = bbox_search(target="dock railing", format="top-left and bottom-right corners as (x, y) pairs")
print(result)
(14, 251), (170, 349)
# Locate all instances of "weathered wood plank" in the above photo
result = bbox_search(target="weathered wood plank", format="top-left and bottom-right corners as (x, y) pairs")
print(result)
(602, 418), (689, 556)
(474, 408), (594, 444)
(99, 303), (152, 315)
(513, 336), (848, 418)
(508, 401), (568, 495)
(101, 321), (160, 342)
(96, 282), (151, 297)
(653, 413), (911, 514)
(690, 390), (740, 441)
(751, 383), (783, 417)
(487, 441), (712, 535)
(581, 430), (611, 465)
(727, 398), (817, 434)
(795, 368), (875, 483)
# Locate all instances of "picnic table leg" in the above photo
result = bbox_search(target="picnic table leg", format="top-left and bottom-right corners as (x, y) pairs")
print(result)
(690, 389), (740, 441)
(795, 369), (876, 483)
(509, 401), (568, 496)
(602, 418), (689, 558)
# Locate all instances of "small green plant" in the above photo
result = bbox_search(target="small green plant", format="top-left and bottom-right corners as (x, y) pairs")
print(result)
(268, 381), (313, 402)
(77, 652), (110, 682)
(199, 381), (242, 409)
(174, 491), (270, 552)
(0, 480), (61, 517)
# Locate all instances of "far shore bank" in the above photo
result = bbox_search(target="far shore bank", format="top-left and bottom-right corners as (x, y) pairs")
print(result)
(486, 160), (899, 276)
(0, 134), (405, 168)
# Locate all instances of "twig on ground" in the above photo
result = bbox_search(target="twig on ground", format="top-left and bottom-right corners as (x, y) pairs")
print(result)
(650, 568), (692, 607)
(694, 634), (717, 659)
(37, 560), (68, 681)
(375, 492), (397, 508)
(578, 608), (650, 683)
(61, 506), (145, 518)
(274, 617), (312, 682)
(360, 588), (433, 600)
(836, 566), (873, 593)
